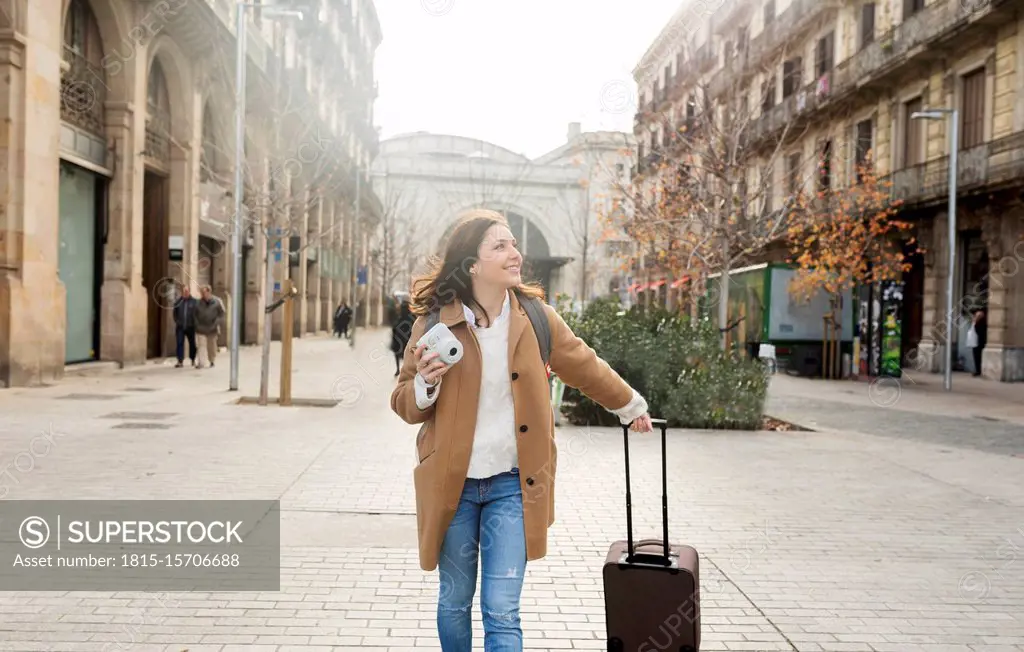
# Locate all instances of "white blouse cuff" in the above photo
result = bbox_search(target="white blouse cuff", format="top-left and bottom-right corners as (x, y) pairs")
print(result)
(414, 373), (441, 410)
(612, 389), (648, 425)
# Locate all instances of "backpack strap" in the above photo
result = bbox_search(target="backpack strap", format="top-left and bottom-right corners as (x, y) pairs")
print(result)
(515, 290), (551, 366)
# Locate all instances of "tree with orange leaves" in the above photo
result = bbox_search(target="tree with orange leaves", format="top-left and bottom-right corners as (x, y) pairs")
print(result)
(786, 153), (918, 377)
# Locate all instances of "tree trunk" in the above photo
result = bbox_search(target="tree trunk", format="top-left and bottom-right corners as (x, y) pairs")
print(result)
(580, 235), (588, 308)
(258, 236), (276, 405)
(718, 238), (730, 351)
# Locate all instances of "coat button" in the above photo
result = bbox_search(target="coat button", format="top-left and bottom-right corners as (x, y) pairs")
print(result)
(519, 425), (528, 433)
(526, 477), (535, 486)
(511, 372), (519, 380)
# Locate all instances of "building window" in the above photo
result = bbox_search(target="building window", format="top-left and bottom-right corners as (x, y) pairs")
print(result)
(815, 31), (835, 78)
(903, 96), (923, 167)
(786, 152), (802, 195)
(855, 118), (874, 180)
(904, 0), (925, 19)
(761, 75), (776, 112)
(860, 3), (875, 49)
(818, 139), (833, 191)
(961, 67), (986, 149)
(783, 57), (803, 98)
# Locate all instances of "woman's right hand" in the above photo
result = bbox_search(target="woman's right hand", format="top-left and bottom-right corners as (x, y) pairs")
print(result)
(415, 344), (450, 385)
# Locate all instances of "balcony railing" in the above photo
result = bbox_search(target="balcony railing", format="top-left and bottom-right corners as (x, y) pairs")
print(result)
(749, 71), (832, 142)
(741, 0), (998, 148)
(888, 131), (1024, 204)
(833, 0), (996, 95)
(746, 0), (830, 65)
(60, 47), (106, 136)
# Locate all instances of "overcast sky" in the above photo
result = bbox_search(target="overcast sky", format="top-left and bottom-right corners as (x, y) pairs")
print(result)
(372, 0), (681, 160)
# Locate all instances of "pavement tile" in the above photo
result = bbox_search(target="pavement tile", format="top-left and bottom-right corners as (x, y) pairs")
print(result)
(0, 333), (1022, 650)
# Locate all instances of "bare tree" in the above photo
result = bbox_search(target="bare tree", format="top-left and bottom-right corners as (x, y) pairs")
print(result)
(190, 34), (366, 404)
(369, 170), (422, 307)
(602, 42), (818, 348)
(554, 149), (600, 307)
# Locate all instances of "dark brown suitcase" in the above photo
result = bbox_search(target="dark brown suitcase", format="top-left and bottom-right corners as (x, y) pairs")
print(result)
(603, 418), (700, 652)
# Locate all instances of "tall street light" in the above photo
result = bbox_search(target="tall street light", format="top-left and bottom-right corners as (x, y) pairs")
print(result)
(911, 107), (958, 391)
(230, 2), (305, 391)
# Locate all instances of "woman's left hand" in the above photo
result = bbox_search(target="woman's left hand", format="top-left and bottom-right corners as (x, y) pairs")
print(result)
(629, 414), (653, 433)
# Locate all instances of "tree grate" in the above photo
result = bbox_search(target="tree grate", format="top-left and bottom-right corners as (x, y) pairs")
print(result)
(99, 412), (177, 420)
(110, 422), (174, 430)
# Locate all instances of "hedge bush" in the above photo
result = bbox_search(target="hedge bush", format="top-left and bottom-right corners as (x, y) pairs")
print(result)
(555, 296), (768, 430)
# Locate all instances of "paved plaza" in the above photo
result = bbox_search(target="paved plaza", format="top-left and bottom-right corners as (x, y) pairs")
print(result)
(1, 331), (1023, 651)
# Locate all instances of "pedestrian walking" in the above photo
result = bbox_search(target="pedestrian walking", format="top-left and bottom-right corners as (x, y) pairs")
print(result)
(194, 285), (226, 369)
(390, 209), (653, 651)
(969, 308), (987, 376)
(172, 284), (198, 368)
(334, 302), (352, 338)
(390, 299), (416, 376)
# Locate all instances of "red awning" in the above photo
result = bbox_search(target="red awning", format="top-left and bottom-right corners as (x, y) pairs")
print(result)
(648, 279), (666, 289)
(671, 276), (690, 288)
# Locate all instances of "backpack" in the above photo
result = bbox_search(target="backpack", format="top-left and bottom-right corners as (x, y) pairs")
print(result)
(424, 289), (552, 371)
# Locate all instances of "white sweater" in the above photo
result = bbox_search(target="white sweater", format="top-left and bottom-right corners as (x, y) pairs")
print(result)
(415, 292), (647, 479)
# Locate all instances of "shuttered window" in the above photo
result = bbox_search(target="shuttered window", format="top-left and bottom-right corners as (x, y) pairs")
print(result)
(904, 96), (923, 167)
(960, 68), (986, 149)
(861, 3), (876, 49)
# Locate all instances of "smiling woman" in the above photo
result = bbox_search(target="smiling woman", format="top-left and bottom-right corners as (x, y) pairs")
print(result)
(391, 208), (653, 650)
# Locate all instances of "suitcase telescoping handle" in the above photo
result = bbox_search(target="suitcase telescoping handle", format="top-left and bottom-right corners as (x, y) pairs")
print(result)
(622, 417), (671, 567)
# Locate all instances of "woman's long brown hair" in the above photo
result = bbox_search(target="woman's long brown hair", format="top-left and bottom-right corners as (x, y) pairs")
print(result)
(410, 209), (545, 327)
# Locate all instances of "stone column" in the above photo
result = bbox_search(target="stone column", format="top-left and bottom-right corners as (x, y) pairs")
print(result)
(916, 212), (955, 375)
(306, 194), (322, 334)
(320, 198), (334, 331)
(982, 208), (1024, 380)
(0, 1), (66, 387)
(360, 225), (371, 327)
(244, 154), (269, 346)
(99, 90), (148, 367)
(293, 185), (308, 337)
(269, 174), (291, 341)
(163, 139), (195, 357)
(336, 202), (348, 304)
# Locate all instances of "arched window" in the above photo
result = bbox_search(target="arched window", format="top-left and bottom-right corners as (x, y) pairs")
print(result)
(145, 59), (171, 162)
(61, 0), (105, 135)
(200, 104), (219, 183)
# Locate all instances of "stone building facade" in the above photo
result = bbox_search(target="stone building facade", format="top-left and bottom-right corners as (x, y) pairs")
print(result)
(0, 0), (385, 387)
(371, 123), (636, 306)
(632, 0), (1024, 382)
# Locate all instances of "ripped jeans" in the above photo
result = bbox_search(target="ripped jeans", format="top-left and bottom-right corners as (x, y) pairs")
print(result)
(437, 469), (527, 652)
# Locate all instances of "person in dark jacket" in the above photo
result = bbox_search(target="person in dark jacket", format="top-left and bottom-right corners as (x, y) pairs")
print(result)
(334, 302), (352, 338)
(172, 284), (199, 368)
(390, 300), (416, 376)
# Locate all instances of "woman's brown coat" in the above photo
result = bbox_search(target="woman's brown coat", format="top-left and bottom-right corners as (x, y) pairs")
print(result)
(391, 292), (635, 571)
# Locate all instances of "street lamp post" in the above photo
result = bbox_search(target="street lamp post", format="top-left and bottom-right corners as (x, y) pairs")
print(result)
(911, 108), (959, 391)
(229, 2), (304, 391)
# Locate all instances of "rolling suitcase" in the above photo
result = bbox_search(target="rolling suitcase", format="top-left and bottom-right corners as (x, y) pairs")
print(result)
(603, 418), (700, 652)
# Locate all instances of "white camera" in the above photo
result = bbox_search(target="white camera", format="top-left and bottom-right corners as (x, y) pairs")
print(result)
(417, 322), (464, 365)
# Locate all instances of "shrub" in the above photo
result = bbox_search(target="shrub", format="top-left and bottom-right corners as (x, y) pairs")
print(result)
(555, 296), (768, 430)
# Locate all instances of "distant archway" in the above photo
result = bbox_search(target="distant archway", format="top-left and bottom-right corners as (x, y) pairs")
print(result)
(437, 208), (569, 298)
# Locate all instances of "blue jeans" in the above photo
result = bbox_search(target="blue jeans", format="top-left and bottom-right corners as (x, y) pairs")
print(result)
(175, 326), (196, 363)
(437, 469), (527, 652)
